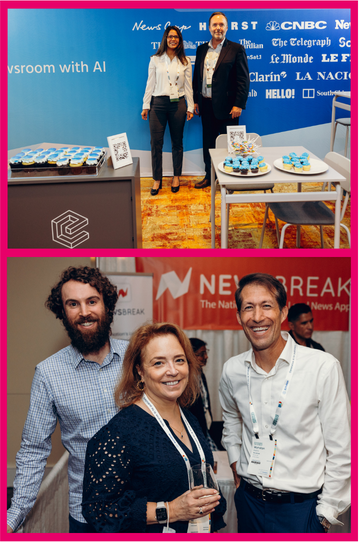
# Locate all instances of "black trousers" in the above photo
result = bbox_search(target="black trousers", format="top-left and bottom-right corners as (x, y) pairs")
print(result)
(234, 482), (325, 533)
(149, 95), (187, 181)
(201, 96), (239, 179)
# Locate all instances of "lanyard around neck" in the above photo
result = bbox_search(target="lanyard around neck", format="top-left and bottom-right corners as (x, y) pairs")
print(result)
(165, 55), (180, 88)
(142, 393), (206, 488)
(246, 342), (297, 439)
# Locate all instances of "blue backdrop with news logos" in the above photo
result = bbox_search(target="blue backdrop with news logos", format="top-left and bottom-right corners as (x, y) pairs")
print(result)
(8, 8), (351, 173)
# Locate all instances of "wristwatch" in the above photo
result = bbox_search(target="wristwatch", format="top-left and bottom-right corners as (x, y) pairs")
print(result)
(318, 515), (331, 532)
(156, 502), (167, 524)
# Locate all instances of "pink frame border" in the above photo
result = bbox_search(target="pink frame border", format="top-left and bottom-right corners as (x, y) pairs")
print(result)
(1, 1), (357, 541)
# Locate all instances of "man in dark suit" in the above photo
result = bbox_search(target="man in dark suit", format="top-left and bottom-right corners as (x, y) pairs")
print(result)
(288, 303), (325, 351)
(188, 338), (218, 450)
(193, 12), (250, 188)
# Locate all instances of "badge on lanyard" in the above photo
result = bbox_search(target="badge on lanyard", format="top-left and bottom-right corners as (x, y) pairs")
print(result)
(166, 56), (180, 102)
(169, 85), (179, 102)
(188, 516), (211, 533)
(247, 437), (277, 478)
(142, 394), (209, 534)
(246, 343), (296, 480)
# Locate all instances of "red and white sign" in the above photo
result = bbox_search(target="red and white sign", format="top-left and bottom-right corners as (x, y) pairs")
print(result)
(135, 257), (350, 331)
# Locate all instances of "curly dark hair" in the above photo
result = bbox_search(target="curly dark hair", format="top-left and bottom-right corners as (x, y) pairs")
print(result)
(45, 266), (118, 323)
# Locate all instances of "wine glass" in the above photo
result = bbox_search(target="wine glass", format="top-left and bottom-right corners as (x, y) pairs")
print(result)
(190, 463), (219, 492)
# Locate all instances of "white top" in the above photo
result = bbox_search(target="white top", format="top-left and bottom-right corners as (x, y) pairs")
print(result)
(201, 38), (225, 98)
(142, 53), (194, 112)
(219, 332), (351, 525)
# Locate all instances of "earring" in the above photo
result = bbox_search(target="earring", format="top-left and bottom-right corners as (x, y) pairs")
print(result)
(136, 380), (145, 391)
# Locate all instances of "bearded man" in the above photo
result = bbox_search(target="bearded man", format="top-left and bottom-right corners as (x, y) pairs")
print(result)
(7, 266), (128, 534)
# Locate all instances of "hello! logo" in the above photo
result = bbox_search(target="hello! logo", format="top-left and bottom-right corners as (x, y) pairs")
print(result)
(51, 210), (89, 248)
(156, 269), (192, 300)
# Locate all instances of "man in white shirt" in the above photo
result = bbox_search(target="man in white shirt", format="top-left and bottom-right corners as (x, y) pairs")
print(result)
(219, 273), (351, 533)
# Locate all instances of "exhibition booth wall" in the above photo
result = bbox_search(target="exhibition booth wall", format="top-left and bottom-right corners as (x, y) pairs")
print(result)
(8, 8), (351, 174)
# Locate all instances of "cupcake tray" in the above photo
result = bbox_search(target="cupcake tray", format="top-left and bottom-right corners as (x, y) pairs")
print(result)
(273, 158), (329, 175)
(9, 151), (107, 179)
(218, 161), (272, 178)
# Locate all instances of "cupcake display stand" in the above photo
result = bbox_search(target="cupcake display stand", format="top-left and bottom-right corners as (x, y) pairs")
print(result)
(8, 143), (142, 249)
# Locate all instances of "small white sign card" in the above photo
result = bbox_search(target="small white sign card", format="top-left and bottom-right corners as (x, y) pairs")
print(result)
(227, 125), (247, 153)
(107, 132), (133, 170)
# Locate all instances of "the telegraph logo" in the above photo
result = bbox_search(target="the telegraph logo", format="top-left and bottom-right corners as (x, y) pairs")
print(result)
(51, 210), (89, 248)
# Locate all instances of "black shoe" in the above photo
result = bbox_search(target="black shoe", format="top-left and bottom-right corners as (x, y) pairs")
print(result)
(194, 178), (211, 189)
(150, 180), (162, 196)
(171, 184), (180, 193)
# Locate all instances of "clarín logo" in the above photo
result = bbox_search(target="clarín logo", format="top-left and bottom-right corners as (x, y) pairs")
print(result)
(156, 269), (192, 300)
(51, 210), (89, 248)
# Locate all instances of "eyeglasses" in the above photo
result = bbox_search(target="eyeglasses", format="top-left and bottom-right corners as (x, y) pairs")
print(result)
(167, 35), (180, 41)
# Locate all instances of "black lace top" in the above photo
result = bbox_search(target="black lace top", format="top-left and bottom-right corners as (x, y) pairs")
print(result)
(82, 404), (226, 533)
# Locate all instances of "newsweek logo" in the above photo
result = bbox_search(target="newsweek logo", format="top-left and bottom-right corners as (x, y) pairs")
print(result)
(266, 20), (327, 31)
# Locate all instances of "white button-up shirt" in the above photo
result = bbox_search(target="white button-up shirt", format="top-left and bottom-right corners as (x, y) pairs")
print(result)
(142, 53), (194, 112)
(201, 38), (225, 98)
(219, 332), (351, 525)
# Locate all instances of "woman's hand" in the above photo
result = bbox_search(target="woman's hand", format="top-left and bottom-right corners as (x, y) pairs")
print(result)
(141, 109), (149, 120)
(168, 486), (221, 522)
(186, 111), (194, 121)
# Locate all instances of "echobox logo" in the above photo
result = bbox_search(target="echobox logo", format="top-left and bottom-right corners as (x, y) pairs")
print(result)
(51, 210), (89, 248)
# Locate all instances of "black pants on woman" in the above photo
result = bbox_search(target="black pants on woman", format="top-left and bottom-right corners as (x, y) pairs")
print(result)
(149, 95), (187, 181)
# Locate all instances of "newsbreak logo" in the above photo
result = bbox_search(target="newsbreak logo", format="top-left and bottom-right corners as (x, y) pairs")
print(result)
(156, 269), (192, 300)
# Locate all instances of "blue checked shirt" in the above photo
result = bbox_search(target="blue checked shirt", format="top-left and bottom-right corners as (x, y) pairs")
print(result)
(7, 338), (128, 531)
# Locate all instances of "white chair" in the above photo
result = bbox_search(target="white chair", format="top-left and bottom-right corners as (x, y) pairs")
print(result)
(216, 134), (274, 245)
(333, 117), (350, 157)
(259, 152), (350, 248)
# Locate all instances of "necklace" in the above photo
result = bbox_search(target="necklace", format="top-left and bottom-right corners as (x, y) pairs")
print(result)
(170, 423), (184, 439)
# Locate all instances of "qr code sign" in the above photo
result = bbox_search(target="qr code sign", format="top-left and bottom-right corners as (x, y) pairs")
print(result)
(230, 129), (245, 144)
(113, 141), (129, 162)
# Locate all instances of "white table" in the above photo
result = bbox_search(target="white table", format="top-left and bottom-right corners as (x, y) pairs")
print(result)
(214, 451), (237, 533)
(209, 146), (345, 249)
(330, 91), (351, 152)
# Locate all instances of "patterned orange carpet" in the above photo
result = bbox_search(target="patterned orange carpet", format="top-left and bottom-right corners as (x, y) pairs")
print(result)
(141, 176), (351, 249)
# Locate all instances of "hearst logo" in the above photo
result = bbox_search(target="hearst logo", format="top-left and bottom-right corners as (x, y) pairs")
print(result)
(266, 20), (327, 30)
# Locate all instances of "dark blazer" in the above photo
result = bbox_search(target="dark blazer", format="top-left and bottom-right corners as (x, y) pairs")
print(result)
(188, 372), (213, 437)
(193, 39), (250, 119)
(289, 330), (325, 351)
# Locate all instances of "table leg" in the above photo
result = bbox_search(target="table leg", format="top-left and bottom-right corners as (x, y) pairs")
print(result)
(221, 186), (228, 248)
(330, 96), (337, 152)
(334, 184), (341, 248)
(211, 162), (216, 248)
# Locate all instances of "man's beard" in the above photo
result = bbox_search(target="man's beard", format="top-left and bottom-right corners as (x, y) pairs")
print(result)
(63, 312), (111, 356)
